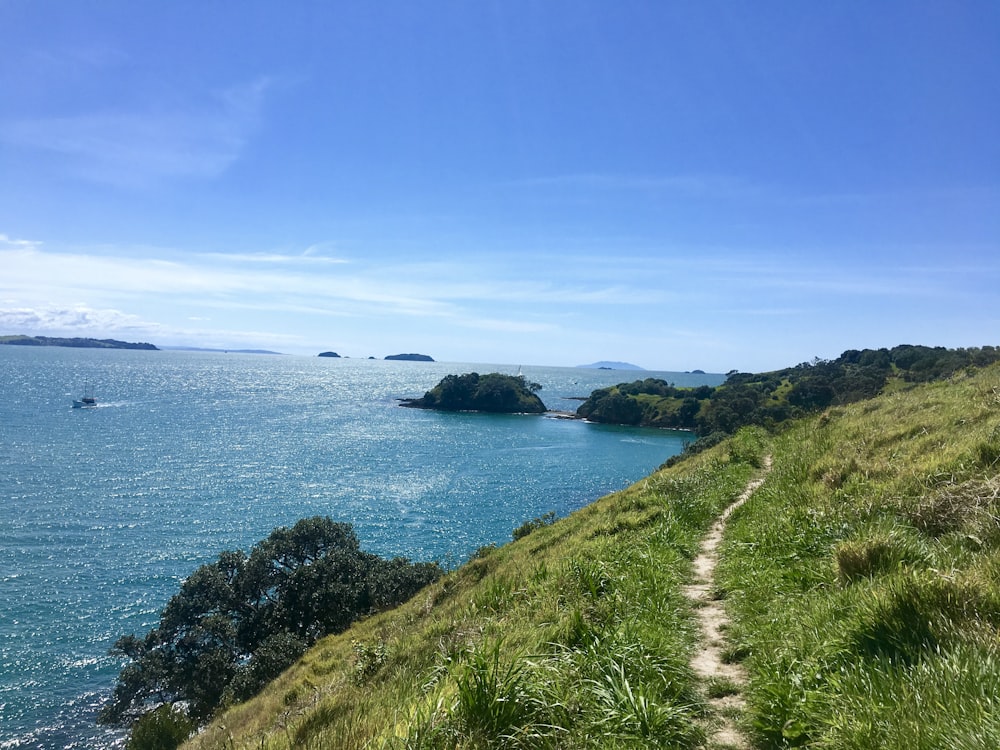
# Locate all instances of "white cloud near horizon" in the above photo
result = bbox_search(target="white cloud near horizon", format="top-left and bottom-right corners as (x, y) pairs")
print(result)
(0, 233), (42, 250)
(0, 302), (313, 350)
(3, 233), (995, 364)
(0, 243), (664, 311)
(0, 304), (163, 334)
(0, 243), (586, 344)
(3, 238), (989, 323)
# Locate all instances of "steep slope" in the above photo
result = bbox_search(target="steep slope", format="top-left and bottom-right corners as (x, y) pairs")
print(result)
(184, 432), (769, 749)
(181, 364), (1000, 750)
(718, 363), (1000, 747)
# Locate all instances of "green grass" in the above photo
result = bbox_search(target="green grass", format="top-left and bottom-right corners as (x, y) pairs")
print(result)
(183, 429), (764, 750)
(717, 364), (1000, 748)
(182, 363), (1000, 750)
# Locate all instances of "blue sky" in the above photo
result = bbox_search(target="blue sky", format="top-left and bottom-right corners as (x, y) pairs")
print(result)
(1, 2), (997, 372)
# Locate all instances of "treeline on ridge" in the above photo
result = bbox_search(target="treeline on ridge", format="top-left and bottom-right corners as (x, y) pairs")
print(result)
(0, 334), (159, 350)
(577, 345), (1000, 441)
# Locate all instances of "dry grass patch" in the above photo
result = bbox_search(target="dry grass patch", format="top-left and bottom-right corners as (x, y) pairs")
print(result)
(902, 476), (1000, 538)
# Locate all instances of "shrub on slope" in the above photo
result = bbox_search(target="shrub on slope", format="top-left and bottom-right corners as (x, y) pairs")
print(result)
(101, 518), (441, 734)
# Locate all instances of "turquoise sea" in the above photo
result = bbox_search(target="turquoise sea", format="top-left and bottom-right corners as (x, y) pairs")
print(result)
(0, 346), (723, 748)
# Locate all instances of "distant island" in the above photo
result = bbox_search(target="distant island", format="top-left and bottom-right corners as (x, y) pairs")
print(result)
(576, 361), (644, 371)
(386, 353), (434, 362)
(400, 372), (545, 414)
(318, 351), (341, 358)
(0, 335), (158, 350)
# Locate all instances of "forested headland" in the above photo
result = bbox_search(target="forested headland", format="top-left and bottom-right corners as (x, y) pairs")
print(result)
(0, 335), (159, 350)
(577, 344), (1000, 454)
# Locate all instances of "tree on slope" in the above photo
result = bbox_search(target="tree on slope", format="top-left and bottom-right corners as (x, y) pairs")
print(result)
(100, 517), (441, 728)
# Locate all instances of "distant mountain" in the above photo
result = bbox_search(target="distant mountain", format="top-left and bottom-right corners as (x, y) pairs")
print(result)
(576, 361), (645, 371)
(0, 335), (158, 350)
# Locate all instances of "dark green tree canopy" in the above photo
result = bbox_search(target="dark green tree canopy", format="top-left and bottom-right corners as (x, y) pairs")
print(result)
(402, 372), (546, 413)
(576, 345), (1000, 441)
(100, 517), (441, 729)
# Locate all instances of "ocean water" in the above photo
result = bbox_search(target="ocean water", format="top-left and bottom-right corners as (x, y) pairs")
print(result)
(0, 347), (723, 748)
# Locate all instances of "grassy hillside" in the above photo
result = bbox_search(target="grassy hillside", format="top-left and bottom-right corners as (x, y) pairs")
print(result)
(718, 363), (1000, 748)
(182, 436), (765, 749)
(576, 345), (1000, 436)
(181, 364), (1000, 749)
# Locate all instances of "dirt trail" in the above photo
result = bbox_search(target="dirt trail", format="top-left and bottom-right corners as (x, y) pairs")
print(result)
(683, 456), (772, 749)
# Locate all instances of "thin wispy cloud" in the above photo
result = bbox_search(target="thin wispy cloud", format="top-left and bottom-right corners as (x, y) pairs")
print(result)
(510, 172), (767, 200)
(510, 175), (1000, 219)
(451, 317), (557, 334)
(0, 234), (41, 250)
(6, 238), (982, 344)
(200, 251), (351, 266)
(0, 78), (272, 186)
(0, 243), (648, 338)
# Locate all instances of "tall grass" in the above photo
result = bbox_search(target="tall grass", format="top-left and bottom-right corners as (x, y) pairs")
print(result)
(183, 427), (766, 750)
(719, 365), (1000, 749)
(820, 644), (1000, 750)
(450, 642), (548, 747)
(182, 365), (1000, 750)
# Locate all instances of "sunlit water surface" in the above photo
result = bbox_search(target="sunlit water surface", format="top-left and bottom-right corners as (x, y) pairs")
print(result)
(0, 347), (722, 748)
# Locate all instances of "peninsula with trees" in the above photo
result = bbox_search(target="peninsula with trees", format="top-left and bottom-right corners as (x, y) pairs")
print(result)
(576, 344), (1000, 459)
(0, 335), (159, 350)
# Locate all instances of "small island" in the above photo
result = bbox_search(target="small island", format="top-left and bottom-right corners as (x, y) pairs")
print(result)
(0, 335), (158, 350)
(386, 353), (434, 362)
(318, 351), (341, 358)
(400, 372), (546, 414)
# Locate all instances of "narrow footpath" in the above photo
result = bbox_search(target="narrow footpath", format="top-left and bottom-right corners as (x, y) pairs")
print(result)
(683, 456), (772, 749)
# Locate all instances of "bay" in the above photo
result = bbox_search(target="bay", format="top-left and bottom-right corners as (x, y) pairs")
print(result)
(0, 347), (722, 748)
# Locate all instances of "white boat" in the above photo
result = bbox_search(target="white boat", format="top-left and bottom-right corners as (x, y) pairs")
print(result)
(72, 385), (97, 408)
